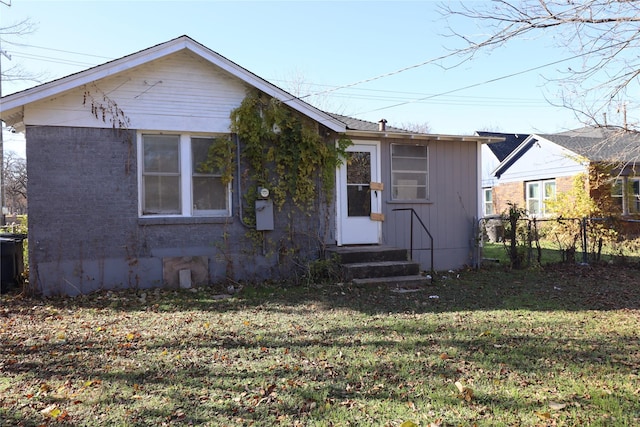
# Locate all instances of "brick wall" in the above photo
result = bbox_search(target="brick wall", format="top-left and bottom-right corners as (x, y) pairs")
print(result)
(493, 182), (524, 214)
(27, 126), (330, 295)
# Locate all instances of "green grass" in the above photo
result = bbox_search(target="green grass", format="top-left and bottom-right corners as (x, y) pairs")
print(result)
(2, 263), (640, 426)
(482, 240), (640, 266)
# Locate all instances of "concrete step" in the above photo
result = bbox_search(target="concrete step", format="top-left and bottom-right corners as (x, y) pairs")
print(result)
(342, 260), (420, 280)
(326, 245), (408, 264)
(352, 274), (431, 289)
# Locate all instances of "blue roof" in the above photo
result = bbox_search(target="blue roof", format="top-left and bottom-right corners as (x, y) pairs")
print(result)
(477, 131), (529, 161)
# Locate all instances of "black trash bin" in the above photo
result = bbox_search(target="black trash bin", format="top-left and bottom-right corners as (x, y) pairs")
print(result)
(1, 234), (27, 293)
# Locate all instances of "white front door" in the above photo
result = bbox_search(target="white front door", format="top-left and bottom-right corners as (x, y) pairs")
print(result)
(337, 142), (381, 245)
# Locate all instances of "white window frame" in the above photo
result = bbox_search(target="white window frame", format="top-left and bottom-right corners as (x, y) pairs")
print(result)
(631, 178), (640, 214)
(611, 178), (625, 213)
(612, 177), (640, 214)
(526, 179), (555, 217)
(138, 132), (232, 218)
(390, 143), (429, 201)
(483, 188), (493, 216)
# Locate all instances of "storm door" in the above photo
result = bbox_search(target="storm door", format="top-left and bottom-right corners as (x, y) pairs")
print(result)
(337, 143), (381, 245)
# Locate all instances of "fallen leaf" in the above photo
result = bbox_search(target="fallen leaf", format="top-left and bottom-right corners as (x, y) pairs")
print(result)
(536, 411), (552, 420)
(400, 421), (418, 427)
(41, 404), (61, 418)
(455, 381), (474, 402)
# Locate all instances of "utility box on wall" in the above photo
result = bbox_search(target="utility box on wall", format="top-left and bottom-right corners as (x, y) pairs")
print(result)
(255, 199), (274, 231)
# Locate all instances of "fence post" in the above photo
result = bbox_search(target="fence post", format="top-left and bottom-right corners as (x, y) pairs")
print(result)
(581, 217), (588, 264)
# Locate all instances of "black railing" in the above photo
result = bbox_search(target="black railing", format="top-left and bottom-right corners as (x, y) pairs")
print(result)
(393, 208), (434, 273)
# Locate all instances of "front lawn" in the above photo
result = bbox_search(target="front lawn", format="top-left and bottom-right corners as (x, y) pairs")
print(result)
(1, 263), (639, 426)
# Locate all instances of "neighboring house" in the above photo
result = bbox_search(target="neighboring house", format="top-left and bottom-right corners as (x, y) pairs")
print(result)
(0, 35), (500, 295)
(477, 132), (529, 216)
(484, 126), (640, 217)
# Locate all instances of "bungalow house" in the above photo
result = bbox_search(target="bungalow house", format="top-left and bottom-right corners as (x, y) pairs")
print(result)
(0, 35), (501, 295)
(483, 126), (640, 218)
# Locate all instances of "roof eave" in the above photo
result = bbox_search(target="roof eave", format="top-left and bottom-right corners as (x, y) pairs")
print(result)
(345, 129), (504, 143)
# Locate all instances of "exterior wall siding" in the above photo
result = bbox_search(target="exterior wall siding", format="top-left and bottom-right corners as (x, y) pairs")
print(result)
(379, 138), (479, 271)
(27, 125), (332, 296)
(497, 138), (586, 183)
(25, 50), (247, 134)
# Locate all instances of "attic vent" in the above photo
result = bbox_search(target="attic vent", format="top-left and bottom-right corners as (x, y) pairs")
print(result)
(378, 119), (388, 132)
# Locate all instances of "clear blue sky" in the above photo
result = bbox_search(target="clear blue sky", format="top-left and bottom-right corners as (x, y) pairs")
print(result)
(2, 0), (589, 157)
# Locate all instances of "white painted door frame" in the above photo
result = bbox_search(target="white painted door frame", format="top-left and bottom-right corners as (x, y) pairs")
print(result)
(336, 141), (382, 245)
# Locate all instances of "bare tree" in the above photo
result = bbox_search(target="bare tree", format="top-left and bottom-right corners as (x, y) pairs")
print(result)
(399, 121), (432, 134)
(1, 18), (39, 84)
(440, 1), (640, 131)
(1, 15), (37, 223)
(3, 151), (26, 214)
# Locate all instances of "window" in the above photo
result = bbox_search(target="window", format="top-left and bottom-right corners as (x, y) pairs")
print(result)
(632, 179), (640, 213)
(612, 177), (640, 214)
(140, 134), (231, 217)
(391, 144), (428, 200)
(611, 178), (624, 212)
(526, 179), (555, 216)
(483, 188), (493, 216)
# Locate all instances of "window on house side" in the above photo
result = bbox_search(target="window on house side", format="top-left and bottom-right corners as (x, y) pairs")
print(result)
(140, 134), (231, 217)
(391, 144), (428, 200)
(632, 179), (640, 213)
(610, 177), (640, 215)
(483, 188), (493, 216)
(611, 178), (624, 213)
(526, 179), (555, 217)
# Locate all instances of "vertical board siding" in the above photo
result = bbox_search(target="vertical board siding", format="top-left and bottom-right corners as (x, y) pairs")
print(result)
(381, 138), (478, 271)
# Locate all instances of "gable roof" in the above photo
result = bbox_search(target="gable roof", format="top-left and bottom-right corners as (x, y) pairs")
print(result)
(491, 126), (640, 178)
(1, 35), (506, 145)
(539, 127), (640, 163)
(476, 131), (529, 161)
(0, 35), (347, 133)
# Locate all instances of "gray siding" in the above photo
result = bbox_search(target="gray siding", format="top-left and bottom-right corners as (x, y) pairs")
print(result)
(27, 125), (332, 295)
(380, 138), (478, 271)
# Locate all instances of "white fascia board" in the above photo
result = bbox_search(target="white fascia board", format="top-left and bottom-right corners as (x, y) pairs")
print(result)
(490, 134), (537, 177)
(345, 130), (505, 143)
(1, 40), (186, 112)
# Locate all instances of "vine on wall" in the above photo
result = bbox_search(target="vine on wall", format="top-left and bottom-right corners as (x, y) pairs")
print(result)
(230, 89), (351, 211)
(82, 84), (134, 174)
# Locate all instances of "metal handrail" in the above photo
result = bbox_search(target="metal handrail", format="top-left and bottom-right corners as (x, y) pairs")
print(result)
(393, 208), (434, 272)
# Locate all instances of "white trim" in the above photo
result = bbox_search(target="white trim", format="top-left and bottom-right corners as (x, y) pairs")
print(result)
(335, 140), (381, 246)
(137, 131), (232, 218)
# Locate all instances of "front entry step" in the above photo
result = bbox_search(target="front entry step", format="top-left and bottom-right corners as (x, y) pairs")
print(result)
(325, 245), (430, 288)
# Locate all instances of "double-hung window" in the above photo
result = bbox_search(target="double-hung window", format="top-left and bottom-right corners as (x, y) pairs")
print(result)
(483, 188), (493, 216)
(526, 179), (555, 217)
(391, 144), (428, 200)
(612, 177), (640, 214)
(611, 178), (624, 212)
(631, 178), (640, 213)
(140, 134), (231, 217)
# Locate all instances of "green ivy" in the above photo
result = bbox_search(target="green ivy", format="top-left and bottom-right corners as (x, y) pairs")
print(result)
(197, 136), (236, 186)
(230, 89), (351, 210)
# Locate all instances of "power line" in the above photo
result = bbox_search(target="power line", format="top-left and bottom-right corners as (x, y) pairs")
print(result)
(353, 41), (629, 116)
(0, 40), (113, 61)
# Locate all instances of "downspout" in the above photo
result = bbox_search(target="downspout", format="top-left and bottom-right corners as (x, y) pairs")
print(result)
(234, 133), (253, 229)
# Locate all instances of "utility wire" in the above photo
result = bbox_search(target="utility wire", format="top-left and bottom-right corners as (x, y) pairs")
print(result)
(353, 41), (628, 116)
